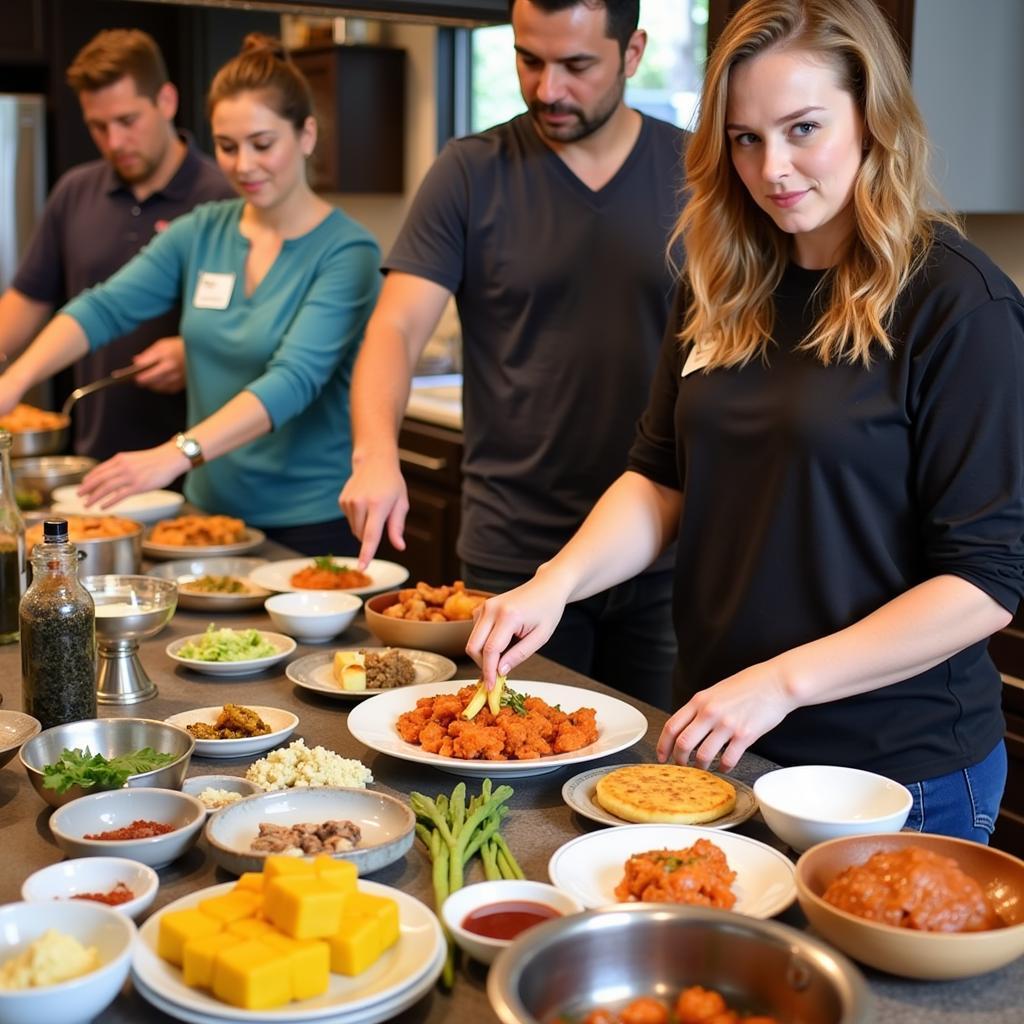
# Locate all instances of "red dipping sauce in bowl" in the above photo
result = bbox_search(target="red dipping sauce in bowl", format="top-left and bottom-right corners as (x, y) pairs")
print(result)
(462, 900), (562, 940)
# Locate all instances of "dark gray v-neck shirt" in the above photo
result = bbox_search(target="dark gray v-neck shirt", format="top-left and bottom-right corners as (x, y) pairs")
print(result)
(386, 113), (686, 574)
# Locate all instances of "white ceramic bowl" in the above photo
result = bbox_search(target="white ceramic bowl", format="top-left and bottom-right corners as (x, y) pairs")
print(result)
(49, 788), (206, 869)
(754, 765), (912, 853)
(264, 590), (362, 643)
(0, 900), (135, 1024)
(20, 857), (158, 921)
(182, 774), (265, 815)
(441, 880), (584, 965)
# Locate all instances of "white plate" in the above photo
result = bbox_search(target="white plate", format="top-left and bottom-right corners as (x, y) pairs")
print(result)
(166, 632), (296, 677)
(51, 485), (184, 524)
(561, 764), (759, 830)
(131, 879), (444, 1023)
(346, 679), (649, 779)
(163, 706), (299, 758)
(286, 649), (458, 702)
(148, 558), (272, 612)
(248, 558), (409, 596)
(132, 939), (444, 1024)
(143, 527), (267, 560)
(547, 824), (797, 919)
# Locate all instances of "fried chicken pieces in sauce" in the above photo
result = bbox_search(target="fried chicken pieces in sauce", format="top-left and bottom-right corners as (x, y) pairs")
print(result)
(396, 685), (598, 761)
(577, 987), (780, 1024)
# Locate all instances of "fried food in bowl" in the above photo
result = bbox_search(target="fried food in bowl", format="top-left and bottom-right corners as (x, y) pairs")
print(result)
(0, 404), (68, 432)
(366, 586), (495, 657)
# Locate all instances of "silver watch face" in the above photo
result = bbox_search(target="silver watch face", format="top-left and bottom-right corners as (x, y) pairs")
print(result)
(178, 435), (201, 459)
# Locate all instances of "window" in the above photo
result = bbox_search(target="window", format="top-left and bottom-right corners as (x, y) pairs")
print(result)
(468, 0), (709, 134)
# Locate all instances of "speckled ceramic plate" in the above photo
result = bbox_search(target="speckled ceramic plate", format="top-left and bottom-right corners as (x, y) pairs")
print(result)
(286, 648), (458, 702)
(142, 527), (266, 560)
(147, 557), (271, 611)
(561, 763), (759, 830)
(163, 706), (298, 758)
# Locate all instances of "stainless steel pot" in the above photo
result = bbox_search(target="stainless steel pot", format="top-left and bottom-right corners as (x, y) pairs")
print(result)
(12, 455), (97, 504)
(25, 514), (143, 575)
(488, 904), (873, 1024)
(9, 418), (70, 458)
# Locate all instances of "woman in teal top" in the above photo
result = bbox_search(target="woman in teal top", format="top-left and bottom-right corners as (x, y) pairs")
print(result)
(0, 35), (379, 555)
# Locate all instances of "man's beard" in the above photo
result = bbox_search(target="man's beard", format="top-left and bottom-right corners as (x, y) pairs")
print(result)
(528, 78), (625, 143)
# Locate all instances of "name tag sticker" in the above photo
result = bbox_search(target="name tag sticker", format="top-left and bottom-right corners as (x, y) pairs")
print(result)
(681, 345), (712, 378)
(193, 271), (235, 310)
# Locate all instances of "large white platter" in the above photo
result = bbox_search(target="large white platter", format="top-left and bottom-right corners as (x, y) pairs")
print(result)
(131, 879), (444, 1024)
(548, 823), (797, 919)
(286, 649), (457, 702)
(143, 527), (267, 561)
(561, 764), (759, 830)
(163, 706), (298, 758)
(248, 558), (409, 596)
(346, 679), (649, 779)
(166, 631), (296, 677)
(51, 485), (184, 524)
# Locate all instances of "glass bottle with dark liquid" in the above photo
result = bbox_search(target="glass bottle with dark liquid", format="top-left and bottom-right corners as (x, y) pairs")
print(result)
(0, 429), (25, 644)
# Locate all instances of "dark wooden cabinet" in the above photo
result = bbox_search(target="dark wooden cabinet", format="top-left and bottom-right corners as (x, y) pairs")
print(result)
(376, 418), (463, 584)
(291, 45), (405, 194)
(0, 0), (45, 64)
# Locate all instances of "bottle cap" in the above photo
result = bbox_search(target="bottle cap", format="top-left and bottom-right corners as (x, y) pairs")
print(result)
(42, 519), (69, 543)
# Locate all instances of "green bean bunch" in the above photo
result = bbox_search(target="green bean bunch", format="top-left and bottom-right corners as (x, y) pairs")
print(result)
(410, 779), (524, 987)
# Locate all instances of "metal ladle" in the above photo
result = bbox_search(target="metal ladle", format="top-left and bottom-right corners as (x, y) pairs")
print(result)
(61, 363), (145, 417)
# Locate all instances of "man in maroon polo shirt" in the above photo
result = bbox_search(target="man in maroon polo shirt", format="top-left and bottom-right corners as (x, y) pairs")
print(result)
(0, 28), (232, 460)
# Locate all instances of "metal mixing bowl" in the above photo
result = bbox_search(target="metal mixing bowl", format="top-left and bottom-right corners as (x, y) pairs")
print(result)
(488, 904), (872, 1024)
(19, 717), (195, 809)
(12, 455), (97, 504)
(9, 418), (70, 458)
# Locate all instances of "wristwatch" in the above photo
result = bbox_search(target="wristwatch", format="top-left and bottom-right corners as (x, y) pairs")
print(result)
(174, 432), (204, 468)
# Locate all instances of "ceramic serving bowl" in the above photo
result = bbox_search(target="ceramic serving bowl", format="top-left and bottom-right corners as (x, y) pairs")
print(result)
(795, 832), (1024, 980)
(365, 589), (494, 658)
(182, 774), (265, 815)
(264, 590), (362, 643)
(753, 764), (913, 852)
(442, 880), (584, 965)
(20, 717), (195, 809)
(488, 903), (872, 1024)
(203, 785), (415, 876)
(0, 900), (135, 1024)
(0, 710), (42, 770)
(49, 788), (206, 869)
(21, 856), (159, 920)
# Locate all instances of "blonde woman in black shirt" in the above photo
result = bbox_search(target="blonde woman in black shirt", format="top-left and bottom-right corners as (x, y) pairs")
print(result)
(467, 0), (1024, 843)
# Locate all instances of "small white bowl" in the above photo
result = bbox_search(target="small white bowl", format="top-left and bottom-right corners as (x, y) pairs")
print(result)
(441, 879), (584, 965)
(21, 857), (158, 920)
(49, 788), (206, 869)
(0, 900), (135, 1024)
(182, 774), (265, 815)
(754, 764), (912, 853)
(264, 590), (362, 643)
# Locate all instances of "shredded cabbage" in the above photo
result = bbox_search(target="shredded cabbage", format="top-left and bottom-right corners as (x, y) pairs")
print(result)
(177, 624), (278, 662)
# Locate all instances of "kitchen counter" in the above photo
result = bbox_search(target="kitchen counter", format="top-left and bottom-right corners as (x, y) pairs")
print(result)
(0, 545), (1021, 1022)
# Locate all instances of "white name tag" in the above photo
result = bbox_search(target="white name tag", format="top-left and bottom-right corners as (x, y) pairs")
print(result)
(193, 271), (236, 310)
(681, 344), (713, 377)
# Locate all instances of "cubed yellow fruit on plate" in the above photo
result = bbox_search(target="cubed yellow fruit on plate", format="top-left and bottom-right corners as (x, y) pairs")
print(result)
(228, 918), (277, 941)
(199, 890), (262, 924)
(346, 892), (400, 952)
(264, 855), (316, 881)
(235, 872), (265, 893)
(265, 876), (349, 940)
(314, 854), (358, 894)
(326, 913), (380, 976)
(212, 940), (292, 1010)
(158, 908), (222, 967)
(184, 932), (243, 989)
(264, 934), (330, 999)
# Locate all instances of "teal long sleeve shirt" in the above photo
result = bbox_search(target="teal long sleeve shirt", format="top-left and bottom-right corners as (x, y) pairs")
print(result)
(63, 199), (380, 528)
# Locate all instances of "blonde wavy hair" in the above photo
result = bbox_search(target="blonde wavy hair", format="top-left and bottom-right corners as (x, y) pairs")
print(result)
(674, 0), (960, 368)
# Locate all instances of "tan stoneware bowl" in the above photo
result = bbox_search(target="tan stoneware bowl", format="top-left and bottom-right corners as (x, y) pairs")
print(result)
(365, 589), (495, 658)
(795, 832), (1024, 979)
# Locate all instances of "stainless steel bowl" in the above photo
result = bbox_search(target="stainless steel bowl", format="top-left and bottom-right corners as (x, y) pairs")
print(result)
(12, 455), (97, 504)
(488, 904), (873, 1024)
(19, 717), (195, 809)
(9, 419), (70, 458)
(82, 574), (178, 642)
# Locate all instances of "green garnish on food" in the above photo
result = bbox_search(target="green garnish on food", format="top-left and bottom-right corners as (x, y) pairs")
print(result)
(42, 746), (178, 794)
(313, 554), (350, 573)
(186, 575), (250, 594)
(177, 624), (278, 662)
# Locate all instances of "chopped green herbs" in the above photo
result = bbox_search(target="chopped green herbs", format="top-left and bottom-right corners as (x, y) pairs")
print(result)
(42, 746), (177, 794)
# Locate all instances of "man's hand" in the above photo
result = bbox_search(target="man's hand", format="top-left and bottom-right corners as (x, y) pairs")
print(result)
(338, 453), (409, 570)
(132, 336), (186, 394)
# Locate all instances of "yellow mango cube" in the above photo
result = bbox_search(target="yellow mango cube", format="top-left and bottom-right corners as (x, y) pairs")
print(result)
(314, 855), (358, 895)
(264, 876), (349, 940)
(212, 940), (292, 1010)
(235, 872), (265, 893)
(346, 892), (400, 952)
(264, 856), (316, 881)
(264, 934), (330, 999)
(199, 890), (262, 924)
(326, 913), (380, 976)
(158, 908), (222, 967)
(183, 932), (243, 989)
(228, 919), (277, 941)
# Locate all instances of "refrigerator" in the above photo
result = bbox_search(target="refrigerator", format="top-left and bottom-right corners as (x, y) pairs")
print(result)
(0, 94), (46, 292)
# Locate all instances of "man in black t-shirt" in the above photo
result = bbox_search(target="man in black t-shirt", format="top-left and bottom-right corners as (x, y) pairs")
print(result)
(0, 29), (232, 461)
(340, 0), (686, 708)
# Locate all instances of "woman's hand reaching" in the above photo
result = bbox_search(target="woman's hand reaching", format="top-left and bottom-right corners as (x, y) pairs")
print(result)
(76, 442), (190, 509)
(657, 659), (798, 772)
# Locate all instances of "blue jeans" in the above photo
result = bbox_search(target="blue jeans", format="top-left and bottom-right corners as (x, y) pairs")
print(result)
(902, 742), (1007, 844)
(461, 561), (677, 711)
